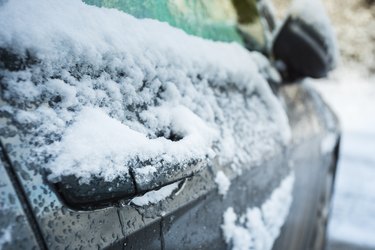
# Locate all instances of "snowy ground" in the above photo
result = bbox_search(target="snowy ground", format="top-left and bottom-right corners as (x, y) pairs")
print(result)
(313, 67), (375, 249)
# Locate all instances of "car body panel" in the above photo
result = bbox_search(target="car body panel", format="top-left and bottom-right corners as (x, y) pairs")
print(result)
(274, 83), (340, 250)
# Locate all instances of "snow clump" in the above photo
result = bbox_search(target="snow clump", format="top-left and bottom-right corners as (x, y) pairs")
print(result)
(221, 173), (295, 250)
(215, 171), (231, 197)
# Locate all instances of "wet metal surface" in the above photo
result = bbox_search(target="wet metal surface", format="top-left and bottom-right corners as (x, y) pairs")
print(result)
(0, 154), (39, 250)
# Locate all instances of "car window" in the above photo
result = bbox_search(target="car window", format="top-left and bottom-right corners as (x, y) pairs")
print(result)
(83, 0), (266, 51)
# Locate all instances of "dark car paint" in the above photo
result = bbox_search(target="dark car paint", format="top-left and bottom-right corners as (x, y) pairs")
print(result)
(273, 18), (334, 80)
(274, 83), (340, 250)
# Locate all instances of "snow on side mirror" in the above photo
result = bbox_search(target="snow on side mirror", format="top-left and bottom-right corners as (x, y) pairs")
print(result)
(272, 0), (338, 80)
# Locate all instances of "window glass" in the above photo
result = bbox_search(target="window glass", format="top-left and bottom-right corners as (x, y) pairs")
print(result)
(84, 0), (266, 51)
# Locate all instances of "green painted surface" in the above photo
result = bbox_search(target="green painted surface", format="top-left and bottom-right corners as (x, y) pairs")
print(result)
(83, 0), (265, 50)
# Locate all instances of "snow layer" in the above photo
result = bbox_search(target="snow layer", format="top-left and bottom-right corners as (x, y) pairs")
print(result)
(131, 181), (180, 206)
(0, 0), (290, 183)
(221, 173), (295, 250)
(215, 171), (231, 197)
(50, 106), (217, 180)
(314, 67), (375, 248)
(289, 0), (339, 67)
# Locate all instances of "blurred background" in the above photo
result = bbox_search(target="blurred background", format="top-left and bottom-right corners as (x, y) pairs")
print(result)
(273, 0), (375, 249)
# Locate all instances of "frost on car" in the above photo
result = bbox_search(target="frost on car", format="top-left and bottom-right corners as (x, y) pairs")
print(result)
(0, 0), (340, 249)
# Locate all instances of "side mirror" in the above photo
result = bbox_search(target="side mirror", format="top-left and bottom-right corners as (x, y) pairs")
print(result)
(272, 16), (337, 80)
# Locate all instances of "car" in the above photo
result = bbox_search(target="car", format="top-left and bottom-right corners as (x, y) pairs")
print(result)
(0, 0), (340, 249)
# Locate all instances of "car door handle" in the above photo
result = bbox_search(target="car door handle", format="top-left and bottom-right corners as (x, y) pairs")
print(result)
(55, 159), (206, 210)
